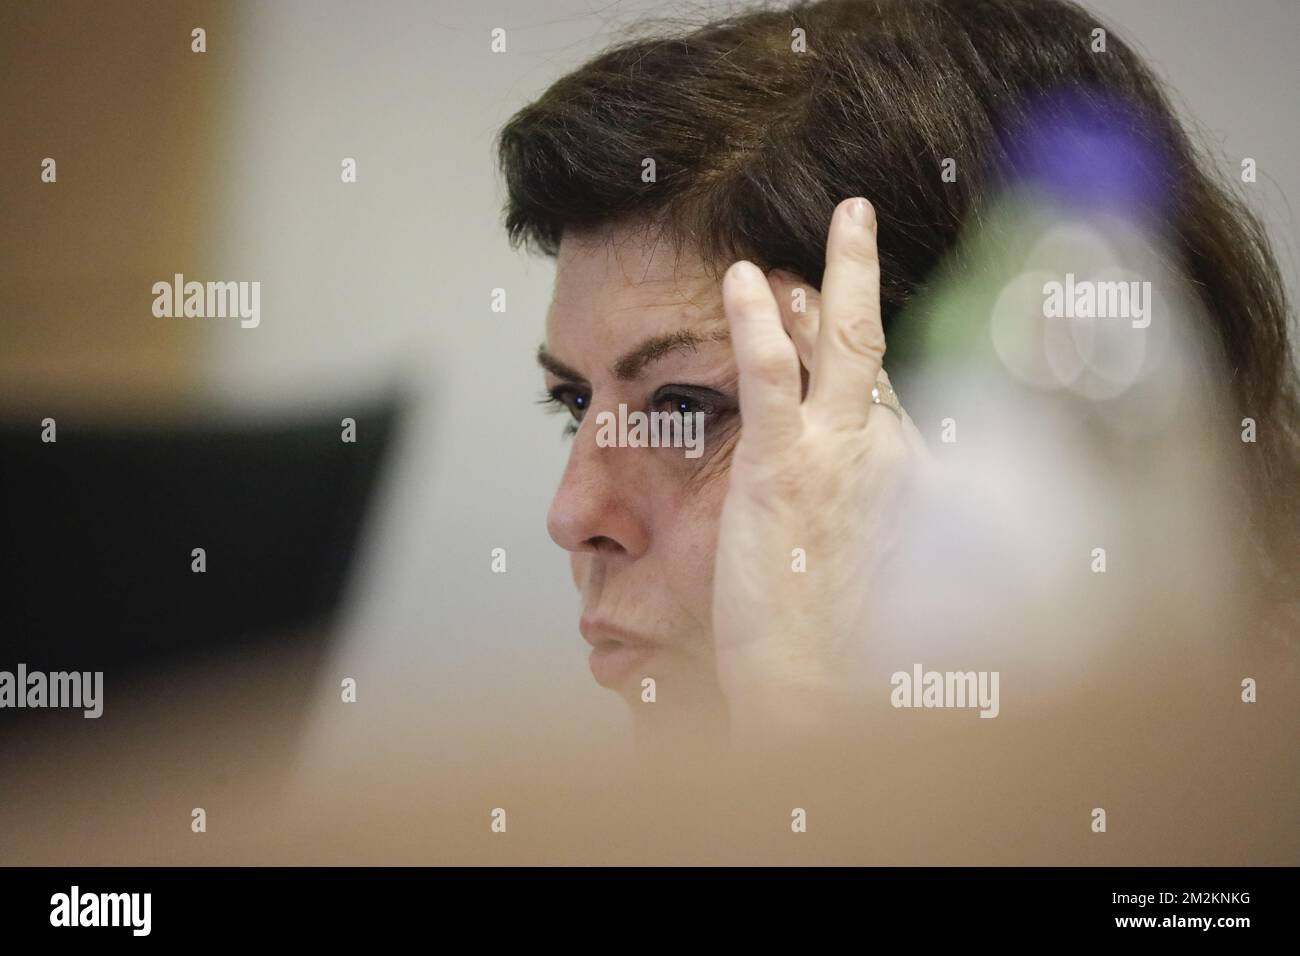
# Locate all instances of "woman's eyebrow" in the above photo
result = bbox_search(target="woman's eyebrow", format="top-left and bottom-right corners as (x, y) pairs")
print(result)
(612, 327), (730, 381)
(538, 325), (731, 384)
(536, 345), (586, 383)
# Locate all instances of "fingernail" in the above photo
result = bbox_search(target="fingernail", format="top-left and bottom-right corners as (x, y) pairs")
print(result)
(846, 197), (875, 227)
(728, 260), (763, 284)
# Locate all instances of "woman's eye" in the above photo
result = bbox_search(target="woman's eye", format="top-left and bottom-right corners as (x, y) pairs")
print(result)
(658, 395), (710, 416)
(540, 386), (590, 429)
(653, 389), (719, 418)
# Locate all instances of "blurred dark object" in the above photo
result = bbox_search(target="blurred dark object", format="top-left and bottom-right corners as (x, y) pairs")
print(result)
(0, 400), (400, 674)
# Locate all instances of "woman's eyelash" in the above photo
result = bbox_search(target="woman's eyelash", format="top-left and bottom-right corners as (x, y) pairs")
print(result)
(538, 386), (588, 436)
(654, 393), (714, 416)
(536, 388), (565, 412)
(651, 386), (732, 418)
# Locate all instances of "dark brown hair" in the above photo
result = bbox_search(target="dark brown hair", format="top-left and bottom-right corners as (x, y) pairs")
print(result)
(497, 0), (1299, 627)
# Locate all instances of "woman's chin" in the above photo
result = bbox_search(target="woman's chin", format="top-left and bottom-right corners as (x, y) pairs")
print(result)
(587, 641), (658, 691)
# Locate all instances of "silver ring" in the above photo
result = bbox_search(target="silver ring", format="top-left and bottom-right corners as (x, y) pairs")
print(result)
(871, 376), (904, 420)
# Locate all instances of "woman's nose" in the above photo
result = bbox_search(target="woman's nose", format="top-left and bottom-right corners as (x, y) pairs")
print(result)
(546, 418), (649, 558)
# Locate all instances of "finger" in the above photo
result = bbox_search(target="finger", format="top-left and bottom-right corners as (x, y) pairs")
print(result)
(723, 260), (803, 450)
(766, 269), (820, 374)
(808, 197), (886, 429)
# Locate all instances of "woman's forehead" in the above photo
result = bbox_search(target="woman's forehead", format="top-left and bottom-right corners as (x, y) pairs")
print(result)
(548, 226), (725, 344)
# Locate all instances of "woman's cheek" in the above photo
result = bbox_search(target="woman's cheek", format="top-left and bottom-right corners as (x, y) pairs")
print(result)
(685, 460), (729, 571)
(679, 414), (740, 491)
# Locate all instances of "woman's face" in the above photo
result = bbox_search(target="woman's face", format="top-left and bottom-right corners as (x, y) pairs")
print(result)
(540, 225), (741, 713)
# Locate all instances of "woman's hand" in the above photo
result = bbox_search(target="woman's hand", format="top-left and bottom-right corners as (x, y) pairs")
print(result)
(712, 197), (927, 739)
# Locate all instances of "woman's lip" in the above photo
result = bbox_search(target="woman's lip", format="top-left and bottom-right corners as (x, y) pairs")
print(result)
(579, 617), (651, 648)
(579, 618), (658, 688)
